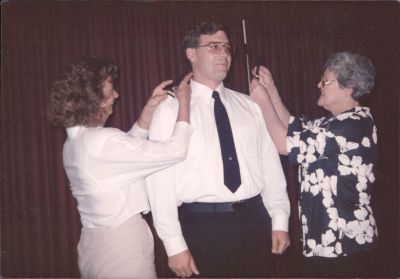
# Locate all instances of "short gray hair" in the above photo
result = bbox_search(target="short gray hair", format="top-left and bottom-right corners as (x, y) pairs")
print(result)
(323, 52), (376, 100)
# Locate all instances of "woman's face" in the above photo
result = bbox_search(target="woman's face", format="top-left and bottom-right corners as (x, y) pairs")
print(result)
(100, 77), (119, 120)
(317, 70), (353, 115)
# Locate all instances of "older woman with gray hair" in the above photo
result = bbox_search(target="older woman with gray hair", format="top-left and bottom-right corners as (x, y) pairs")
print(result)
(250, 52), (378, 277)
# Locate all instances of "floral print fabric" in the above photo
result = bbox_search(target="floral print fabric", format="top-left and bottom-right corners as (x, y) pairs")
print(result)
(287, 106), (378, 257)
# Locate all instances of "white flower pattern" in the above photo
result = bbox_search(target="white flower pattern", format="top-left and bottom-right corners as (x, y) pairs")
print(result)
(287, 107), (378, 257)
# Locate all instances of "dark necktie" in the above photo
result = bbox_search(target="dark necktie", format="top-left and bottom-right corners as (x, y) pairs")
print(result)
(212, 91), (242, 193)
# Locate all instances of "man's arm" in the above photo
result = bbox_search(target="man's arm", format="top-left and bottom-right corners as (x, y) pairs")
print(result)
(257, 105), (291, 254)
(145, 102), (199, 277)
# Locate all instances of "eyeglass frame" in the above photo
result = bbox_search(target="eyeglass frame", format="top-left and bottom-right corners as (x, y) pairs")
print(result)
(320, 75), (337, 87)
(194, 41), (235, 55)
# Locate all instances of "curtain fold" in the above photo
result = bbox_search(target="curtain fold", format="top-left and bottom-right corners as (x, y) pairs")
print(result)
(1, 1), (398, 277)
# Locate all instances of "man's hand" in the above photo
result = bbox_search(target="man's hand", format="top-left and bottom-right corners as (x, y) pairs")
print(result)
(168, 250), (199, 278)
(271, 230), (290, 255)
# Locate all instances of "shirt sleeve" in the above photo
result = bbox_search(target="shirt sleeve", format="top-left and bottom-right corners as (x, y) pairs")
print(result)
(127, 122), (149, 139)
(81, 121), (192, 195)
(324, 115), (378, 205)
(145, 102), (189, 256)
(258, 106), (291, 231)
(286, 115), (324, 166)
(286, 111), (378, 215)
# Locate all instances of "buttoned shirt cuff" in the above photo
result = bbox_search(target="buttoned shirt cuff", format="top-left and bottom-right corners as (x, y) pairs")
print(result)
(164, 235), (188, 257)
(271, 215), (289, 232)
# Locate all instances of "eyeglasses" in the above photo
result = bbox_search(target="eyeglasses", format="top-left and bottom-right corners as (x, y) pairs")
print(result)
(320, 76), (337, 87)
(195, 42), (235, 55)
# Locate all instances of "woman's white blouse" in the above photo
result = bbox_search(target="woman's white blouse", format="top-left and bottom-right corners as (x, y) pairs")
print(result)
(63, 122), (192, 228)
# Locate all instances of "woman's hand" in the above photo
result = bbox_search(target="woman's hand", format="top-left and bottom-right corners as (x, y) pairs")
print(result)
(138, 73), (194, 129)
(175, 72), (193, 123)
(146, 80), (174, 111)
(250, 77), (271, 109)
(137, 80), (174, 129)
(252, 65), (275, 88)
(174, 73), (193, 103)
(250, 66), (290, 155)
(252, 66), (281, 103)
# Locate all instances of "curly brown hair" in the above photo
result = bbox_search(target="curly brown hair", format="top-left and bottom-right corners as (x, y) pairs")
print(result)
(47, 57), (118, 127)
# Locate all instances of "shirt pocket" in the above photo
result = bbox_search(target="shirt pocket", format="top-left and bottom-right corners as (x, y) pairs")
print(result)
(232, 122), (260, 158)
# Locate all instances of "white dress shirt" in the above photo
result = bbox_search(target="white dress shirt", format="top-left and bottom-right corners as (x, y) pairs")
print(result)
(63, 121), (192, 228)
(146, 80), (290, 256)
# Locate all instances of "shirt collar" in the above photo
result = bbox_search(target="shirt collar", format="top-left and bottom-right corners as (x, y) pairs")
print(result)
(66, 125), (100, 138)
(190, 79), (225, 101)
(66, 126), (85, 138)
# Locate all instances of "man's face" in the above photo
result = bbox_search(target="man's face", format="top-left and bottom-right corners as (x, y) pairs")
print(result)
(186, 30), (232, 89)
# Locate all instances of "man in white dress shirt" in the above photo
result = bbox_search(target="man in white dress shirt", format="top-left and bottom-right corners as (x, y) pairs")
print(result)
(146, 22), (290, 278)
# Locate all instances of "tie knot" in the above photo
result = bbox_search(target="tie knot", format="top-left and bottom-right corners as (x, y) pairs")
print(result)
(212, 91), (220, 99)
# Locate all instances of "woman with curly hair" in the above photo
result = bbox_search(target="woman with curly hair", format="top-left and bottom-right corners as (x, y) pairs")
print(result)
(250, 52), (378, 277)
(47, 56), (193, 278)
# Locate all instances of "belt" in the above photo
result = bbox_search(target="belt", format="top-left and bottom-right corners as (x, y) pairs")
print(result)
(180, 194), (263, 213)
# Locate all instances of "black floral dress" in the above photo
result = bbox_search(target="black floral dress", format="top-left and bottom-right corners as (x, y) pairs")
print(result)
(287, 106), (378, 257)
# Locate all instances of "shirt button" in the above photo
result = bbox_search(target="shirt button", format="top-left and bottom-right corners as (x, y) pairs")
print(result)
(229, 156), (232, 160)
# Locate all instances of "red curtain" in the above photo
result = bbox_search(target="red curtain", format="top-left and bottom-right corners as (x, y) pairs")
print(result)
(1, 1), (398, 277)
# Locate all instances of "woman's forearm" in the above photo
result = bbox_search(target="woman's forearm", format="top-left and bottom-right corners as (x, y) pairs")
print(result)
(250, 80), (289, 155)
(259, 97), (289, 155)
(137, 106), (154, 130)
(266, 86), (291, 129)
(176, 99), (190, 123)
